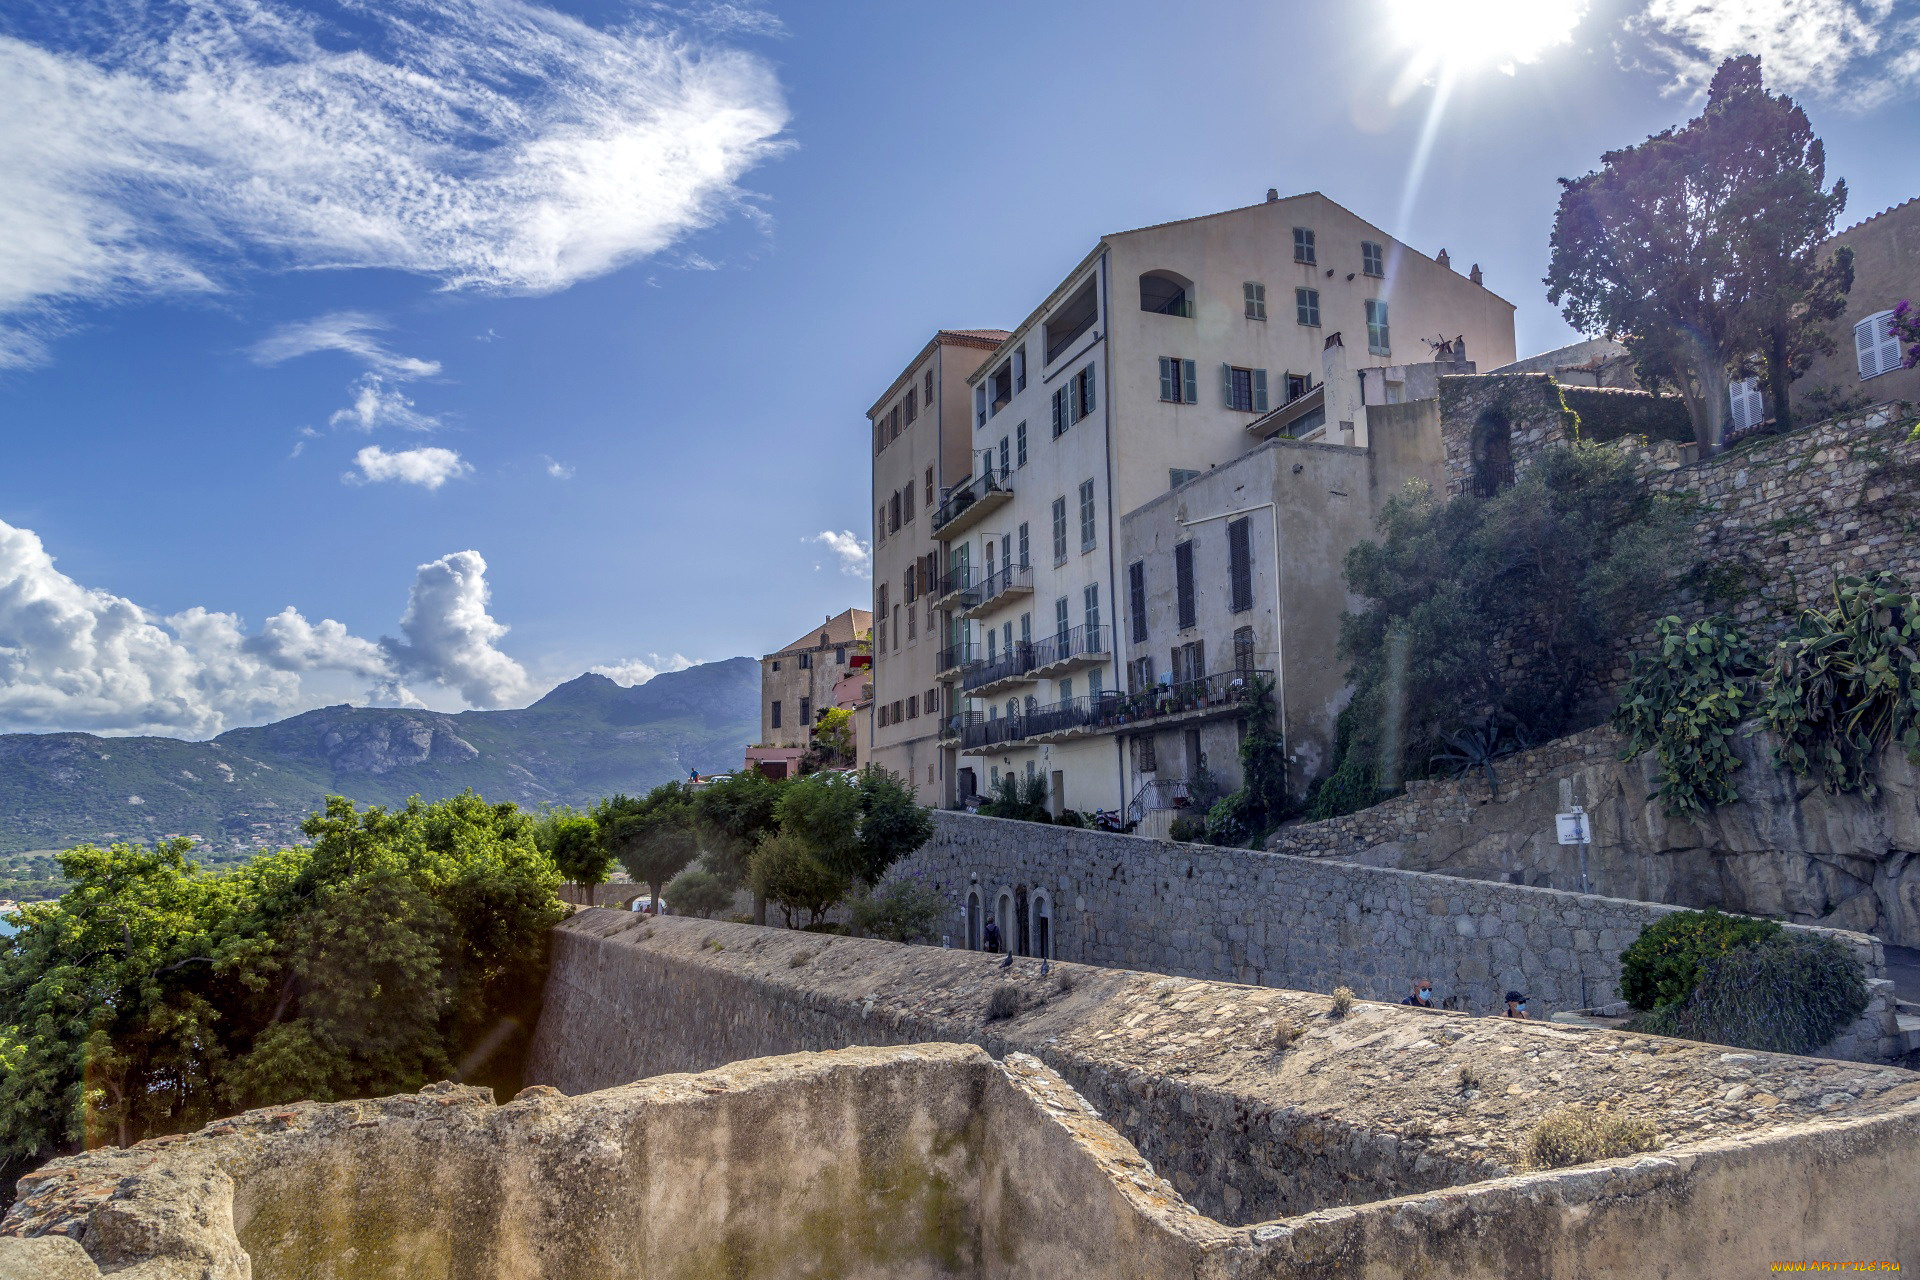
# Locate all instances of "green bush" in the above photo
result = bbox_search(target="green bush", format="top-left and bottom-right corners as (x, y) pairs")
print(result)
(977, 773), (1052, 824)
(1053, 809), (1086, 829)
(1619, 909), (1780, 1011)
(849, 876), (943, 943)
(663, 867), (734, 920)
(1625, 933), (1867, 1055)
(1613, 615), (1762, 816)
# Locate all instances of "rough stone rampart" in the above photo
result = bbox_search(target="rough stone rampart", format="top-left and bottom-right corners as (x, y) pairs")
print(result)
(896, 810), (1899, 1061)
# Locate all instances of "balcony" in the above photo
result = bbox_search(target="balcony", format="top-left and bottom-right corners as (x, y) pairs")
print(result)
(958, 564), (1034, 620)
(1029, 623), (1111, 679)
(931, 469), (1014, 537)
(1127, 778), (1197, 825)
(960, 640), (1037, 696)
(931, 564), (977, 610)
(934, 643), (975, 678)
(1086, 668), (1272, 738)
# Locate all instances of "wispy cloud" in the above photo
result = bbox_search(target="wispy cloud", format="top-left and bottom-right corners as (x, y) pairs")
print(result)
(0, 0), (791, 366)
(1629, 0), (1920, 105)
(544, 456), (574, 479)
(346, 444), (472, 490)
(0, 517), (530, 734)
(810, 530), (871, 579)
(329, 375), (443, 433)
(590, 652), (695, 686)
(250, 312), (440, 378)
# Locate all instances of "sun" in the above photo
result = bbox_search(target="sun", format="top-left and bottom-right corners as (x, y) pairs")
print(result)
(1385, 0), (1588, 76)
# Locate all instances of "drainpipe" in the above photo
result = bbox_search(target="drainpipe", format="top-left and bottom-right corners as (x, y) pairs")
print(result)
(1176, 500), (1289, 787)
(1098, 248), (1125, 813)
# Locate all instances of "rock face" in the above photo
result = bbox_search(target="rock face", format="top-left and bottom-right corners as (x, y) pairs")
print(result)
(1274, 725), (1920, 948)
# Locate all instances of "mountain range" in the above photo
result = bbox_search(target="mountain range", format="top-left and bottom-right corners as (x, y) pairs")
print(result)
(0, 657), (760, 859)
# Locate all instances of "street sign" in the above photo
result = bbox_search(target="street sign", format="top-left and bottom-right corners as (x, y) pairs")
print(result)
(1556, 807), (1592, 846)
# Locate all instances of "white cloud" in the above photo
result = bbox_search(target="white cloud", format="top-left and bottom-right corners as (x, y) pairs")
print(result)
(250, 312), (440, 378)
(329, 375), (443, 433)
(590, 653), (695, 686)
(0, 0), (791, 365)
(380, 551), (532, 708)
(346, 444), (471, 489)
(1630, 0), (1920, 104)
(545, 456), (575, 479)
(0, 516), (548, 734)
(810, 530), (871, 579)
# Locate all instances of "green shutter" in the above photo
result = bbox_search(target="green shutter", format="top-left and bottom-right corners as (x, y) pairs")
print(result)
(1253, 369), (1269, 413)
(1159, 357), (1174, 401)
(1182, 359), (1197, 403)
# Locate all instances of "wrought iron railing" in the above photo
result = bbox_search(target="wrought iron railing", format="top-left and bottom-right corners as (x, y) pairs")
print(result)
(935, 642), (975, 673)
(1128, 778), (1196, 824)
(1101, 669), (1270, 731)
(971, 563), (1032, 610)
(961, 641), (1035, 693)
(1030, 623), (1108, 669)
(931, 468), (1012, 532)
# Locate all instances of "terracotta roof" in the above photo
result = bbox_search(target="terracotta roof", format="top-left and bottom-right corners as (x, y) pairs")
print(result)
(1830, 195), (1919, 240)
(937, 329), (1013, 344)
(769, 608), (872, 658)
(865, 329), (1014, 418)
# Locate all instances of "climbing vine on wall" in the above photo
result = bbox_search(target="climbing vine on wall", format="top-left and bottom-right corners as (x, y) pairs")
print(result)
(1764, 573), (1920, 796)
(1612, 615), (1762, 816)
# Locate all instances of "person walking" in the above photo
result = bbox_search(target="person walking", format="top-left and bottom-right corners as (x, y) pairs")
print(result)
(983, 914), (1002, 954)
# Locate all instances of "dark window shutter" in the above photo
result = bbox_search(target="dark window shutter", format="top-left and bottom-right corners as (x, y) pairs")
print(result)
(1128, 561), (1147, 644)
(1182, 359), (1197, 403)
(1174, 541), (1196, 630)
(1228, 517), (1252, 612)
(1253, 369), (1269, 413)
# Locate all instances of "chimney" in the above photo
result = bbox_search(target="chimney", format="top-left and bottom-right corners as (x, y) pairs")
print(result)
(1469, 263), (1483, 286)
(1266, 188), (1279, 203)
(1436, 248), (1451, 270)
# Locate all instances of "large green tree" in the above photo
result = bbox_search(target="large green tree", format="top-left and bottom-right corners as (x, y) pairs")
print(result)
(596, 784), (700, 911)
(689, 770), (785, 923)
(775, 768), (933, 889)
(1546, 56), (1848, 452)
(533, 806), (611, 905)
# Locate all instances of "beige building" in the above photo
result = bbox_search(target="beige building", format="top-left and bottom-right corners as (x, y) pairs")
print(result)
(745, 608), (870, 780)
(937, 190), (1516, 815)
(1787, 196), (1919, 420)
(867, 330), (1009, 804)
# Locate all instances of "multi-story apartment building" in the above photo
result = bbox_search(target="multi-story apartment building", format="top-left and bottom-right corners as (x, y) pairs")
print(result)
(935, 190), (1516, 815)
(867, 330), (1010, 804)
(744, 608), (871, 780)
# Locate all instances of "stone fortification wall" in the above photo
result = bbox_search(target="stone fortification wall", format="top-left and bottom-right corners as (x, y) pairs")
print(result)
(526, 912), (1920, 1238)
(897, 811), (1899, 1061)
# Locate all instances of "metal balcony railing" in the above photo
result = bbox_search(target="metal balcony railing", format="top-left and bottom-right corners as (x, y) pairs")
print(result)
(1030, 623), (1108, 670)
(1098, 669), (1271, 733)
(1128, 778), (1196, 824)
(931, 468), (1012, 533)
(960, 641), (1035, 693)
(932, 564), (975, 602)
(970, 563), (1032, 611)
(935, 642), (975, 673)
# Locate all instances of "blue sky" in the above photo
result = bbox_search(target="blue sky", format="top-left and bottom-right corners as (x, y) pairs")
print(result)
(2, 0), (1916, 736)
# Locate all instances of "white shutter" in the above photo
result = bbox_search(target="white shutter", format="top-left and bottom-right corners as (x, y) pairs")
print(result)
(1728, 378), (1763, 432)
(1856, 312), (1902, 380)
(1874, 312), (1902, 377)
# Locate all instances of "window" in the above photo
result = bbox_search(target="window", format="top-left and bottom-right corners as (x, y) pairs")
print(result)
(1128, 560), (1148, 644)
(1051, 385), (1069, 437)
(1075, 365), (1096, 417)
(998, 436), (1010, 475)
(1054, 596), (1070, 639)
(771, 660), (781, 672)
(924, 369), (934, 405)
(1139, 270), (1195, 317)
(1285, 372), (1313, 402)
(1012, 346), (1027, 393)
(903, 483), (914, 523)
(1133, 734), (1157, 772)
(1018, 522), (1030, 569)
(904, 388), (918, 424)
(1089, 667), (1103, 699)
(889, 491), (902, 532)
(1223, 365), (1270, 413)
(1857, 310), (1903, 379)
(1169, 468), (1200, 489)
(770, 700), (783, 729)
(798, 651), (813, 670)
(1244, 282), (1267, 320)
(907, 695), (918, 719)
(1016, 422), (1028, 466)
(1056, 364), (1094, 433)
(1044, 277), (1099, 363)
(1051, 496), (1068, 563)
(1128, 655), (1155, 693)
(876, 619), (887, 653)
(836, 646), (848, 664)
(1174, 541), (1196, 630)
(1293, 226), (1316, 264)
(1362, 240), (1385, 277)
(800, 695), (812, 725)
(877, 704), (887, 728)
(974, 384), (987, 428)
(1366, 299), (1391, 355)
(1078, 478), (1097, 551)
(1059, 678), (1073, 703)
(990, 359), (1014, 413)
(1083, 583), (1101, 640)
(1729, 378), (1766, 432)
(877, 504), (885, 540)
(1295, 287), (1320, 326)
(889, 406), (900, 440)
(1171, 640), (1206, 685)
(925, 466), (934, 506)
(1234, 627), (1256, 676)
(1158, 356), (1198, 403)
(1228, 516), (1253, 613)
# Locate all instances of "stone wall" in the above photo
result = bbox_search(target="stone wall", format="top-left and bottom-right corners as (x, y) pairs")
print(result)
(895, 810), (1902, 1062)
(525, 912), (1920, 1243)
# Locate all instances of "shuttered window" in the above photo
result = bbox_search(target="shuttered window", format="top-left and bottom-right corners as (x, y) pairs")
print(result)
(1244, 282), (1267, 319)
(1078, 478), (1097, 550)
(1856, 311), (1902, 380)
(1228, 516), (1253, 613)
(1222, 365), (1269, 412)
(1728, 378), (1766, 433)
(1051, 497), (1068, 563)
(1174, 541), (1196, 630)
(1159, 356), (1198, 403)
(1366, 299), (1391, 355)
(1362, 241), (1385, 277)
(1296, 287), (1320, 326)
(1128, 560), (1148, 644)
(1293, 227), (1316, 264)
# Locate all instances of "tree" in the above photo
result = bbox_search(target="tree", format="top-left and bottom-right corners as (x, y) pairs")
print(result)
(664, 867), (735, 920)
(776, 768), (933, 890)
(800, 706), (857, 773)
(533, 806), (610, 906)
(1204, 678), (1290, 846)
(850, 876), (944, 943)
(977, 772), (1053, 823)
(748, 830), (850, 928)
(596, 784), (700, 911)
(1309, 445), (1689, 819)
(689, 770), (785, 923)
(1547, 56), (1848, 453)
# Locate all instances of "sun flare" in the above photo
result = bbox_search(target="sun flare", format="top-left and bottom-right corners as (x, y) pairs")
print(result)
(1386, 0), (1588, 75)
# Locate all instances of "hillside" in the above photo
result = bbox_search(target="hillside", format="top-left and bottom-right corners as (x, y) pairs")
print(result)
(0, 657), (759, 867)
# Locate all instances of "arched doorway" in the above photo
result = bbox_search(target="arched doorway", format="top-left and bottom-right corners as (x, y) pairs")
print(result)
(1031, 891), (1053, 960)
(1470, 410), (1514, 498)
(966, 890), (982, 951)
(995, 888), (1014, 953)
(1013, 886), (1031, 957)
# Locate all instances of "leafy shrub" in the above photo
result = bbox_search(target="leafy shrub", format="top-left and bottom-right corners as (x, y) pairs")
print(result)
(664, 867), (734, 920)
(978, 773), (1052, 824)
(1205, 678), (1293, 844)
(1625, 933), (1868, 1055)
(1619, 909), (1780, 1011)
(1166, 815), (1207, 843)
(1613, 615), (1762, 815)
(850, 876), (943, 944)
(1328, 986), (1355, 1017)
(1764, 574), (1920, 796)
(984, 984), (1022, 1022)
(1054, 809), (1087, 829)
(1525, 1107), (1659, 1169)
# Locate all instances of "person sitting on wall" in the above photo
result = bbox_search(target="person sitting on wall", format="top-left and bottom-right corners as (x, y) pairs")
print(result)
(1504, 991), (1530, 1019)
(1402, 979), (1436, 1008)
(983, 914), (1002, 954)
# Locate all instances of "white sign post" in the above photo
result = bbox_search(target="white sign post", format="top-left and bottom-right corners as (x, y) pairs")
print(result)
(1556, 805), (1593, 896)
